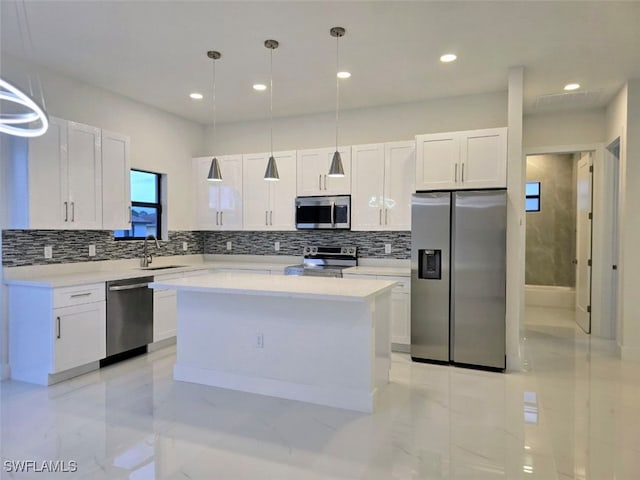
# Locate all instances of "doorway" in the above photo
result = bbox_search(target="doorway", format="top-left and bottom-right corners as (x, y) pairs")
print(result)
(524, 151), (592, 333)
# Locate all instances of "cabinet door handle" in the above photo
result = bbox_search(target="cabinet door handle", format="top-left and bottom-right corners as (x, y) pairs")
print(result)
(70, 292), (92, 298)
(265, 211), (268, 226)
(71, 202), (75, 222)
(454, 164), (458, 183)
(385, 208), (388, 225)
(220, 211), (223, 226)
(216, 211), (219, 225)
(318, 174), (322, 190)
(461, 163), (465, 183)
(64, 202), (68, 222)
(379, 209), (382, 225)
(270, 210), (273, 225)
(324, 175), (327, 190)
(128, 206), (132, 223)
(56, 316), (61, 339)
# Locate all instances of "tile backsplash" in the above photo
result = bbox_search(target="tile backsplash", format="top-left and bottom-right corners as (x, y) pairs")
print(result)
(1, 230), (204, 267)
(2, 229), (410, 267)
(203, 230), (410, 259)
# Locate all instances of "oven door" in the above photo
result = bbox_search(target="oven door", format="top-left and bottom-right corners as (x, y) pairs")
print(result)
(295, 196), (350, 229)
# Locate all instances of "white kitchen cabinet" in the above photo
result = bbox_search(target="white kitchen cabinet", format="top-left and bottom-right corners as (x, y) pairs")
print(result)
(343, 273), (411, 349)
(296, 146), (351, 196)
(193, 155), (243, 230)
(243, 151), (296, 230)
(351, 141), (414, 231)
(8, 282), (106, 385)
(53, 301), (106, 373)
(4, 117), (104, 230)
(153, 290), (177, 342)
(415, 127), (507, 191)
(101, 129), (131, 230)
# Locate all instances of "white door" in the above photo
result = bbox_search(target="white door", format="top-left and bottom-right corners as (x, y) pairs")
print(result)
(242, 153), (271, 230)
(324, 147), (351, 195)
(53, 302), (106, 373)
(459, 128), (507, 189)
(27, 117), (68, 228)
(154, 291), (177, 342)
(384, 141), (415, 230)
(575, 153), (592, 333)
(192, 156), (219, 230)
(67, 122), (102, 229)
(101, 130), (131, 230)
(268, 150), (297, 230)
(351, 143), (385, 230)
(296, 148), (326, 196)
(217, 155), (243, 230)
(415, 132), (459, 190)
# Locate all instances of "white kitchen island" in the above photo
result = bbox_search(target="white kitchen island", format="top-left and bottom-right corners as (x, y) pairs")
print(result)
(150, 272), (396, 413)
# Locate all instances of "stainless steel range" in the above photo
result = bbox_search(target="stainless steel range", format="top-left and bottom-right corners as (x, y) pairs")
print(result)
(284, 246), (357, 278)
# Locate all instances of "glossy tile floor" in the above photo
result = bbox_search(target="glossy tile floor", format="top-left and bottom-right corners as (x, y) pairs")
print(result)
(2, 307), (639, 479)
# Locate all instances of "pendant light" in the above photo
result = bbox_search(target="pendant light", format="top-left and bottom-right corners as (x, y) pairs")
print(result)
(264, 39), (280, 181)
(328, 26), (346, 177)
(207, 50), (223, 182)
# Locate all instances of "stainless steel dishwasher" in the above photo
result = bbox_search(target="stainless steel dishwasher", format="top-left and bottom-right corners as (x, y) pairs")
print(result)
(105, 276), (154, 357)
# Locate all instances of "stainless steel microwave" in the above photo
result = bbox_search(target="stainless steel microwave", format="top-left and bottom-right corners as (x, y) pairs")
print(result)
(295, 195), (351, 230)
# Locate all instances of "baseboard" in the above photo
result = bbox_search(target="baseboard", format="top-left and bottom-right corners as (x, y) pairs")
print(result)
(174, 363), (376, 413)
(525, 284), (575, 309)
(148, 336), (176, 352)
(391, 343), (410, 353)
(621, 345), (640, 362)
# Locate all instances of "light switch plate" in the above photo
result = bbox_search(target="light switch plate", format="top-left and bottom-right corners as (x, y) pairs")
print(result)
(44, 246), (53, 259)
(88, 244), (96, 257)
(182, 242), (188, 251)
(384, 244), (392, 254)
(226, 241), (232, 251)
(274, 241), (280, 252)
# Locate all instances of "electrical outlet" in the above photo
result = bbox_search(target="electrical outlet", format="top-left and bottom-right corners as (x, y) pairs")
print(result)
(88, 244), (96, 257)
(44, 246), (53, 259)
(274, 241), (280, 252)
(255, 333), (264, 349)
(384, 244), (392, 255)
(226, 241), (232, 251)
(182, 241), (188, 251)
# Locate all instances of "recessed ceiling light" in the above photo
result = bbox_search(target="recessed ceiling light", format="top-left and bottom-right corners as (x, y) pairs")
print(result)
(253, 84), (267, 91)
(564, 83), (580, 91)
(440, 53), (457, 63)
(337, 71), (351, 79)
(189, 92), (203, 100)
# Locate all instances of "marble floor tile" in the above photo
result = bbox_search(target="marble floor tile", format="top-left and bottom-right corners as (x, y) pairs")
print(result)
(2, 306), (638, 479)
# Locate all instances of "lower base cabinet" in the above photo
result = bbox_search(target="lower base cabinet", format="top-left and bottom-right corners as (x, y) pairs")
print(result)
(53, 302), (106, 373)
(153, 290), (177, 342)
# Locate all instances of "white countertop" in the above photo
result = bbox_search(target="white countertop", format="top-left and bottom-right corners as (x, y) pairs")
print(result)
(343, 266), (410, 277)
(150, 272), (397, 302)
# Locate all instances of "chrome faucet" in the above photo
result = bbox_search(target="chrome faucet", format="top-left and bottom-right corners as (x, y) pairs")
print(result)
(141, 234), (160, 267)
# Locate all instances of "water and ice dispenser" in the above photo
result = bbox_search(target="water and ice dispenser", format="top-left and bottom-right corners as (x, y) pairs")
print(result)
(418, 249), (441, 280)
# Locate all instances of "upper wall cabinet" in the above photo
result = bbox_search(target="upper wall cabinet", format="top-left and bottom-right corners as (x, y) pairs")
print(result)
(296, 146), (351, 196)
(101, 130), (131, 230)
(243, 151), (296, 231)
(415, 127), (507, 191)
(5, 117), (103, 230)
(351, 141), (415, 231)
(192, 155), (243, 231)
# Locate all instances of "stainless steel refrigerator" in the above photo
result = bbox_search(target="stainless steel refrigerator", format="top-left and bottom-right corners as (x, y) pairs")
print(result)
(411, 190), (506, 370)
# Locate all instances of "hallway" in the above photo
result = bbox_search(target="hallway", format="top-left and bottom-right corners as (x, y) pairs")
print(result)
(1, 307), (637, 479)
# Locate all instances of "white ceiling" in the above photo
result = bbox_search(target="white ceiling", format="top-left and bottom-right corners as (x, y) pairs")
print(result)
(2, 1), (639, 125)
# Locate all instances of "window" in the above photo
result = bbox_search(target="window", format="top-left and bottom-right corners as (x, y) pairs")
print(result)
(114, 169), (162, 239)
(525, 181), (541, 212)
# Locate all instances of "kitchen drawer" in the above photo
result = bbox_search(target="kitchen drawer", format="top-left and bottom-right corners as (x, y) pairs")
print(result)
(380, 275), (410, 293)
(53, 283), (105, 308)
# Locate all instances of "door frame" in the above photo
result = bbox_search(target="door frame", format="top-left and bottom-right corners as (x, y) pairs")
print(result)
(524, 143), (615, 339)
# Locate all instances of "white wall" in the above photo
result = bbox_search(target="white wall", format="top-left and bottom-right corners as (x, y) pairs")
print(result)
(204, 91), (508, 154)
(523, 109), (606, 147)
(1, 54), (205, 230)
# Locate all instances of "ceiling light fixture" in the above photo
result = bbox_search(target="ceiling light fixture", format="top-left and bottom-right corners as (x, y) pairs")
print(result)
(263, 39), (280, 181)
(253, 84), (267, 91)
(189, 92), (203, 100)
(328, 26), (346, 178)
(206, 50), (223, 182)
(564, 83), (580, 91)
(337, 71), (351, 79)
(440, 53), (457, 63)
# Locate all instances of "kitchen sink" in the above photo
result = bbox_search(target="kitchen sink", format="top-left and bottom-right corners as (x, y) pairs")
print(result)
(139, 265), (188, 271)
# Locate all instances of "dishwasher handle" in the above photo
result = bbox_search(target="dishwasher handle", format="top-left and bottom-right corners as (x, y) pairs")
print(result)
(108, 282), (150, 292)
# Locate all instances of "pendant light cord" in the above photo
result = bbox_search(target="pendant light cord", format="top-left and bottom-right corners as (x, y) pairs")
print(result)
(14, 0), (46, 109)
(335, 33), (340, 151)
(270, 46), (274, 156)
(212, 56), (217, 154)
